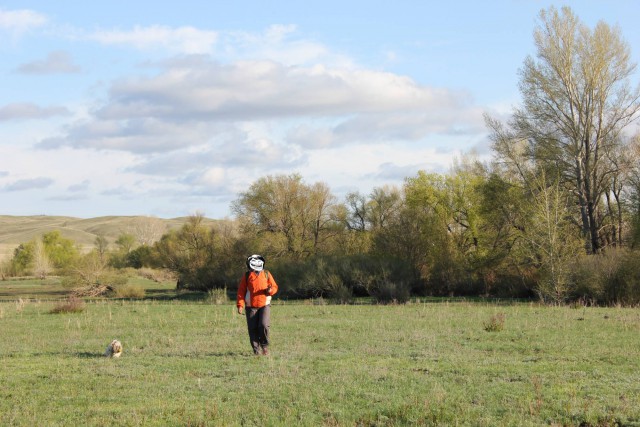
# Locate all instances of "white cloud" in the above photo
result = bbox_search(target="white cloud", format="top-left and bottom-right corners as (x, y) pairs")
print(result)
(91, 25), (218, 54)
(127, 130), (305, 176)
(3, 177), (54, 192)
(16, 50), (81, 74)
(0, 8), (47, 36)
(0, 103), (71, 121)
(67, 179), (90, 192)
(42, 57), (481, 154)
(0, 18), (492, 217)
(38, 117), (219, 152)
(196, 167), (226, 187)
(225, 24), (349, 67)
(104, 60), (474, 120)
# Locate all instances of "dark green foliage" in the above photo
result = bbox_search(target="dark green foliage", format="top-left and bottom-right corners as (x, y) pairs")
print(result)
(270, 254), (416, 302)
(570, 249), (640, 305)
(124, 245), (155, 269)
(10, 243), (34, 275)
(370, 280), (410, 304)
(153, 215), (241, 291)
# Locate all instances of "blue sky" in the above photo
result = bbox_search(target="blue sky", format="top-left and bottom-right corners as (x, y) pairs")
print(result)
(1, 1), (639, 219)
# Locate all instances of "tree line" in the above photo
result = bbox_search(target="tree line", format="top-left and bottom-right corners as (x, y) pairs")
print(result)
(2, 6), (640, 305)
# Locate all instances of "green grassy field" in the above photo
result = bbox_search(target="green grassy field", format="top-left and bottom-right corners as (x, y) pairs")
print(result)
(1, 287), (639, 426)
(0, 276), (179, 302)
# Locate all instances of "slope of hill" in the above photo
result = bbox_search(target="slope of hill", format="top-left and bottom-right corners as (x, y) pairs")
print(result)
(0, 215), (219, 261)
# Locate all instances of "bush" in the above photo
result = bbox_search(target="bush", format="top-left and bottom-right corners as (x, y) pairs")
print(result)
(63, 252), (130, 298)
(270, 254), (417, 301)
(50, 297), (85, 314)
(371, 280), (410, 304)
(137, 268), (176, 283)
(207, 287), (229, 304)
(330, 284), (353, 304)
(114, 284), (145, 299)
(484, 313), (506, 332)
(570, 249), (640, 305)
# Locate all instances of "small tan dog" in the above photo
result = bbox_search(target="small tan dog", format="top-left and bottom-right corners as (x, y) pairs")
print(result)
(105, 339), (123, 358)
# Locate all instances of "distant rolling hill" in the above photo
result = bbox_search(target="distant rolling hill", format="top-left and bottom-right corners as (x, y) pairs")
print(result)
(0, 215), (219, 261)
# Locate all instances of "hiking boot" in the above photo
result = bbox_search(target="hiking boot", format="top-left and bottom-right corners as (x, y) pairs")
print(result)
(262, 347), (269, 356)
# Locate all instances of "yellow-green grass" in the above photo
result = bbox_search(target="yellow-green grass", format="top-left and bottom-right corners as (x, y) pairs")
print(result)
(0, 276), (178, 301)
(0, 215), (219, 256)
(0, 243), (16, 262)
(1, 300), (638, 426)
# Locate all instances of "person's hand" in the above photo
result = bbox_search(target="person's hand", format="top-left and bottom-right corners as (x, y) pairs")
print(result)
(237, 306), (243, 315)
(265, 285), (272, 296)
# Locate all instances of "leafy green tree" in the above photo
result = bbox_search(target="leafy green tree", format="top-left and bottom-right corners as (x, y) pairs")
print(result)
(109, 233), (138, 268)
(10, 242), (35, 275)
(42, 231), (79, 269)
(475, 172), (536, 296)
(115, 233), (136, 254)
(154, 214), (238, 290)
(231, 174), (341, 258)
(400, 168), (488, 295)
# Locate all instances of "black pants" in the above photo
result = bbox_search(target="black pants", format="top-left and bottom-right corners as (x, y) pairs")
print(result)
(245, 305), (270, 354)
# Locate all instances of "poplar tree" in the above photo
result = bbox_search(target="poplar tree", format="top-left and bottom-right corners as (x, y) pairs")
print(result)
(487, 6), (640, 253)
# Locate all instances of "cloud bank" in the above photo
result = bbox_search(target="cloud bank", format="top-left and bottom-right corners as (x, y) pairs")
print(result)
(1, 10), (490, 217)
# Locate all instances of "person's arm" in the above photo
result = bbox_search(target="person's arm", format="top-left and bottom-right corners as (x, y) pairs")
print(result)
(237, 274), (247, 314)
(266, 273), (278, 296)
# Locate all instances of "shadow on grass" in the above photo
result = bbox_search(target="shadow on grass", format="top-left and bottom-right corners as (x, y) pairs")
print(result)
(142, 289), (207, 302)
(152, 351), (247, 358)
(75, 351), (105, 359)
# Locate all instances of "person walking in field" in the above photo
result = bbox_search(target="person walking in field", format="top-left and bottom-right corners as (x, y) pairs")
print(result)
(237, 254), (278, 356)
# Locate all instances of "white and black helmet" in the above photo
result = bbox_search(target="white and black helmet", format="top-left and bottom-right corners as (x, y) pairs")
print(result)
(246, 254), (265, 272)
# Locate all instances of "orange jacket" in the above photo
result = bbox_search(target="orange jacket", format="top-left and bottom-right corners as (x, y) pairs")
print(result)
(237, 270), (278, 309)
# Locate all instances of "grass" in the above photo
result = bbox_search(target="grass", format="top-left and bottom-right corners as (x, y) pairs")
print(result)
(0, 277), (70, 301)
(1, 298), (639, 426)
(0, 276), (177, 301)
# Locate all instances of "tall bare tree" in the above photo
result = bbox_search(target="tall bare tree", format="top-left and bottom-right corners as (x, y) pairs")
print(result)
(32, 238), (52, 280)
(128, 216), (167, 246)
(487, 6), (640, 253)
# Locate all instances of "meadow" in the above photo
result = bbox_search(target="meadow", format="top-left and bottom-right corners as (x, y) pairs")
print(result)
(1, 279), (639, 426)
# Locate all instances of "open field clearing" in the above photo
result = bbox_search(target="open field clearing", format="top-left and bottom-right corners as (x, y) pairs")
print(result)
(1, 296), (639, 426)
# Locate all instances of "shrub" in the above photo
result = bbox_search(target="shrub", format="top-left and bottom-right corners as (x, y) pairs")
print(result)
(270, 254), (417, 301)
(137, 268), (176, 283)
(50, 297), (85, 314)
(371, 280), (410, 305)
(484, 313), (506, 332)
(114, 284), (145, 299)
(330, 285), (353, 304)
(207, 287), (229, 305)
(570, 249), (640, 306)
(64, 252), (130, 298)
